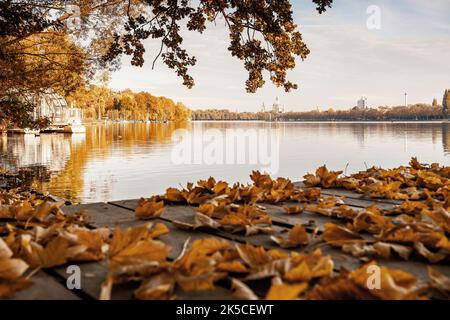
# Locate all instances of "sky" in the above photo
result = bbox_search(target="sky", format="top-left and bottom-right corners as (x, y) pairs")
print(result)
(109, 0), (450, 112)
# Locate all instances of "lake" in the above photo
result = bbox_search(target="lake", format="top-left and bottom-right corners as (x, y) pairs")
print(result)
(1, 121), (449, 203)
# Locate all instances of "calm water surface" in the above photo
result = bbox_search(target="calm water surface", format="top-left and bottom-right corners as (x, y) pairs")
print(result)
(1, 121), (449, 203)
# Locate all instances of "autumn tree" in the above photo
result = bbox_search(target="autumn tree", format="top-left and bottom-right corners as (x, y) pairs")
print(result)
(443, 89), (449, 117)
(0, 1), (91, 127)
(432, 98), (438, 107)
(1, 0), (333, 127)
(104, 0), (333, 92)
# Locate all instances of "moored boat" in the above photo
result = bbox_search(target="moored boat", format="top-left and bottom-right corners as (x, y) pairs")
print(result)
(7, 128), (40, 134)
(63, 124), (86, 133)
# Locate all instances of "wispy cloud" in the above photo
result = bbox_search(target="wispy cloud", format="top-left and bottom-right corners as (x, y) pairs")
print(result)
(110, 0), (450, 111)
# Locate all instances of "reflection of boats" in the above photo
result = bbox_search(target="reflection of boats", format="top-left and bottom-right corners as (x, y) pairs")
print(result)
(7, 128), (40, 134)
(1, 131), (85, 171)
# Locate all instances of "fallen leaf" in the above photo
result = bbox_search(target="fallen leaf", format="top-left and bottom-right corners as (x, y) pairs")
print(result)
(271, 225), (309, 248)
(266, 282), (308, 300)
(231, 278), (259, 300)
(134, 272), (175, 300)
(135, 197), (165, 220)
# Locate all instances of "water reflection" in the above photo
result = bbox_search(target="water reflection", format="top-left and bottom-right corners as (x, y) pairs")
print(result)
(442, 123), (450, 154)
(0, 121), (448, 203)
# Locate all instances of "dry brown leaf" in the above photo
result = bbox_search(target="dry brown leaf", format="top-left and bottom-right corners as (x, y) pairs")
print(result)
(271, 225), (309, 248)
(350, 262), (422, 300)
(309, 262), (422, 300)
(99, 275), (113, 300)
(165, 188), (186, 203)
(428, 267), (450, 298)
(414, 242), (446, 263)
(148, 223), (170, 239)
(134, 272), (175, 300)
(197, 203), (216, 217)
(285, 249), (333, 282)
(135, 197), (165, 220)
(266, 282), (308, 300)
(0, 278), (32, 298)
(282, 205), (304, 215)
(108, 226), (170, 277)
(304, 166), (342, 188)
(172, 238), (229, 291)
(216, 260), (249, 273)
(322, 223), (364, 247)
(175, 272), (225, 292)
(20, 235), (86, 269)
(235, 243), (272, 268)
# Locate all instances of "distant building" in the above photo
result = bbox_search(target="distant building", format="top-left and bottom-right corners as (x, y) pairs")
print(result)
(357, 96), (368, 109)
(272, 97), (284, 113)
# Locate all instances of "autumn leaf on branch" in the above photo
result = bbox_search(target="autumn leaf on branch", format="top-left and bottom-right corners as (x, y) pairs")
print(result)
(103, 1), (334, 92)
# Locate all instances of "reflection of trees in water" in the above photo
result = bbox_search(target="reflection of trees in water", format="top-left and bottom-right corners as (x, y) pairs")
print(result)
(74, 122), (191, 202)
(0, 165), (52, 190)
(0, 122), (191, 202)
(0, 134), (74, 171)
(4, 121), (445, 202)
(346, 122), (448, 152)
(0, 133), (82, 196)
(442, 123), (450, 154)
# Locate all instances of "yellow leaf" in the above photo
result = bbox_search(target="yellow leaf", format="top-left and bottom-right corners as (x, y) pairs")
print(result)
(266, 282), (308, 300)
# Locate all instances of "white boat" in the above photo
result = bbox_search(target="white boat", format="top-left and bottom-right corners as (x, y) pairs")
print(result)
(7, 128), (40, 134)
(63, 124), (86, 133)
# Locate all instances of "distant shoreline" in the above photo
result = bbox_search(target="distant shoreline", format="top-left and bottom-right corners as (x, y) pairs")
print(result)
(191, 119), (450, 123)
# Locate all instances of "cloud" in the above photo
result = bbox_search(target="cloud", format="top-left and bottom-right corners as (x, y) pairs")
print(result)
(109, 0), (450, 111)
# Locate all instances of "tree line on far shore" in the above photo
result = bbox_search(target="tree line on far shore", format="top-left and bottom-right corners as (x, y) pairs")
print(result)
(192, 102), (448, 121)
(67, 84), (191, 122)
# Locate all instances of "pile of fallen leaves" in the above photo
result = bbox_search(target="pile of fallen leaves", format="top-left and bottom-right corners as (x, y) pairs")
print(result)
(304, 157), (450, 203)
(301, 158), (449, 265)
(1, 158), (449, 299)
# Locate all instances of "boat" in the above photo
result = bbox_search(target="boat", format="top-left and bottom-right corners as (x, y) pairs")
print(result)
(7, 128), (40, 134)
(63, 124), (86, 133)
(41, 126), (65, 133)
